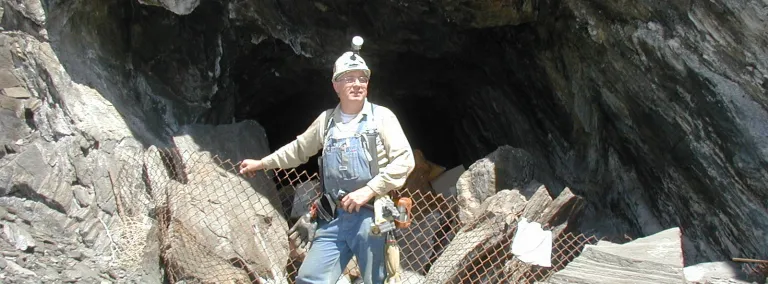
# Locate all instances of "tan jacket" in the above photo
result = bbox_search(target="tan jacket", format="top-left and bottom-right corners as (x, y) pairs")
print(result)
(261, 99), (416, 196)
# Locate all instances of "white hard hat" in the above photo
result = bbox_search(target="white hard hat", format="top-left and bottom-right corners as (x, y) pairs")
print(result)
(332, 51), (371, 81)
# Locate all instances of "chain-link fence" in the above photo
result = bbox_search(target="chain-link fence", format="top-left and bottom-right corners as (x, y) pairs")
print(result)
(105, 147), (766, 283)
(738, 260), (768, 284)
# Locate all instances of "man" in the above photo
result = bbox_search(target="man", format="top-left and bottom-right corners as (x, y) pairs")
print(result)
(239, 39), (416, 284)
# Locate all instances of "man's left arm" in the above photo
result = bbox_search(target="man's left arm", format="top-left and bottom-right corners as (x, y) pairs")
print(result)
(365, 110), (416, 196)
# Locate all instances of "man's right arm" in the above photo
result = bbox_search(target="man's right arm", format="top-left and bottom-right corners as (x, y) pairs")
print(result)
(259, 111), (327, 170)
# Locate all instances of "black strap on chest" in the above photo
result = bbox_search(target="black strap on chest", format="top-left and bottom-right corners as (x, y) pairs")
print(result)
(365, 130), (379, 176)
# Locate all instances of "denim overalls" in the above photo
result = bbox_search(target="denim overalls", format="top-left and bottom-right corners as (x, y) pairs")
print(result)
(295, 104), (386, 284)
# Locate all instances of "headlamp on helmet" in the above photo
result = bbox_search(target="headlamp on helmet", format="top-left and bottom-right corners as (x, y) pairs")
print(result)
(333, 36), (371, 81)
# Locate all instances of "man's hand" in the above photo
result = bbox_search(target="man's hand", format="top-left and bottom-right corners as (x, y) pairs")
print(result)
(340, 186), (376, 212)
(239, 159), (264, 178)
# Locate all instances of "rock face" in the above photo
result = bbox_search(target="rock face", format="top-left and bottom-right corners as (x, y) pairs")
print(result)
(528, 1), (768, 265)
(0, 0), (273, 282)
(0, 0), (163, 281)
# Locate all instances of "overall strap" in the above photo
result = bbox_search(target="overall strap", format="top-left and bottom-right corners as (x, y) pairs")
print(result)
(318, 108), (335, 194)
(365, 103), (379, 176)
(322, 109), (336, 144)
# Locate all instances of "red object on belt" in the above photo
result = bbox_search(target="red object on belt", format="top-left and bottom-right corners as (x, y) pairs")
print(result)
(309, 202), (318, 219)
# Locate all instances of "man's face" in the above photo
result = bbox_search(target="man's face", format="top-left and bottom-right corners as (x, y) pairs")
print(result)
(333, 70), (369, 104)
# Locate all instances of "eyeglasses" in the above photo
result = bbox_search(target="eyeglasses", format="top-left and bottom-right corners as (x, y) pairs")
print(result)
(336, 76), (369, 84)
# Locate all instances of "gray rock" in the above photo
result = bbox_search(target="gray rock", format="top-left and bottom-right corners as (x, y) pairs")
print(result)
(425, 189), (528, 283)
(531, 187), (585, 233)
(72, 262), (101, 280)
(456, 146), (536, 223)
(0, 137), (46, 190)
(0, 108), (28, 159)
(129, 221), (164, 284)
(0, 0), (46, 40)
(81, 211), (117, 254)
(66, 250), (84, 261)
(427, 186), (585, 283)
(5, 259), (37, 277)
(72, 185), (93, 208)
(541, 228), (686, 284)
(0, 206), (7, 220)
(61, 269), (82, 281)
(2, 221), (36, 251)
(0, 69), (19, 89)
(520, 183), (553, 220)
(534, 0), (768, 264)
(137, 0), (200, 15)
(683, 261), (752, 284)
(0, 22), (167, 283)
(0, 143), (74, 213)
(2, 0), (45, 25)
(152, 121), (289, 282)
(2, 87), (30, 99)
(0, 47), (13, 69)
(66, 206), (93, 223)
(40, 267), (60, 281)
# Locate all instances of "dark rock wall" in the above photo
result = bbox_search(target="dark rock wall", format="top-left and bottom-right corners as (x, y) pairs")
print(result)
(529, 0), (768, 264)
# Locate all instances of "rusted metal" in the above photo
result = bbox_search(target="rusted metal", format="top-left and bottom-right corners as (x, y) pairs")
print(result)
(733, 258), (768, 264)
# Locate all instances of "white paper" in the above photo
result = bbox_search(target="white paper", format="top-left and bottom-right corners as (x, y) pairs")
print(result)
(511, 217), (553, 267)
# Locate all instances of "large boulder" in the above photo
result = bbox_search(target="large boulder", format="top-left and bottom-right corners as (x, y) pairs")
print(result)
(456, 146), (536, 224)
(148, 121), (290, 283)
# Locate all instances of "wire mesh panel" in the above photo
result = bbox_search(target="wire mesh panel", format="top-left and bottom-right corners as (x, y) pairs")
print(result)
(740, 262), (768, 284)
(110, 147), (605, 284)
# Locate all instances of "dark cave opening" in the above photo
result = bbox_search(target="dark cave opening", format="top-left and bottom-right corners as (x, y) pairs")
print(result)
(232, 39), (471, 175)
